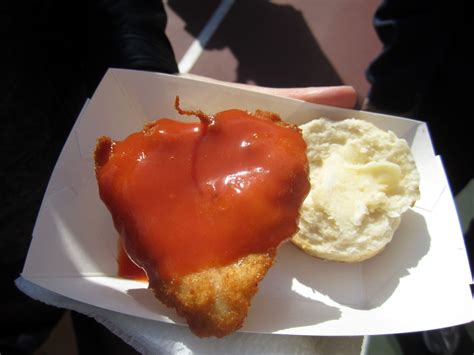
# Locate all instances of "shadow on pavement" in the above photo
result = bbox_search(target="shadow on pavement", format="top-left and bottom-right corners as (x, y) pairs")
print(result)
(169, 0), (344, 87)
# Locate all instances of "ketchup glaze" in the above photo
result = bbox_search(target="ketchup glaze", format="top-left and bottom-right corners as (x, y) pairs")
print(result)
(95, 99), (310, 281)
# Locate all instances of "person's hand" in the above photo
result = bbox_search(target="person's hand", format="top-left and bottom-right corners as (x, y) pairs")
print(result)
(241, 85), (357, 109)
(180, 73), (357, 109)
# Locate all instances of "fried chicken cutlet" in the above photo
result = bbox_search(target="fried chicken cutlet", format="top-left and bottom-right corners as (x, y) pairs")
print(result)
(94, 98), (309, 337)
(150, 252), (275, 337)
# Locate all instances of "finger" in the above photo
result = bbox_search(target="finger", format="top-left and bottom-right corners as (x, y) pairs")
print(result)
(179, 74), (358, 109)
(253, 86), (358, 109)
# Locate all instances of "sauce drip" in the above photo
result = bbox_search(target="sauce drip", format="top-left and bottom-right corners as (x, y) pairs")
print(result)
(96, 100), (309, 281)
(117, 240), (147, 280)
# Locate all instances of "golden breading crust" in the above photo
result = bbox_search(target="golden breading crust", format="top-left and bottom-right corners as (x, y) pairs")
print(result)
(147, 252), (275, 337)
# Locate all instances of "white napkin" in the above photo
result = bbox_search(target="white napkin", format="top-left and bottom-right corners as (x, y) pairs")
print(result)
(16, 277), (363, 355)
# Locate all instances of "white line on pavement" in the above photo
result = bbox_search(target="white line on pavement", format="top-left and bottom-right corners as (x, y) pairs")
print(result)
(178, 0), (235, 74)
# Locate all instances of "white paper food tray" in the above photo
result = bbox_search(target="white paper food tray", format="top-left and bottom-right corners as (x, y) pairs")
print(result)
(22, 69), (473, 336)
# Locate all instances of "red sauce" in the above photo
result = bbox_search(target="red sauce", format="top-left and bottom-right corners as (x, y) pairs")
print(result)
(95, 101), (309, 281)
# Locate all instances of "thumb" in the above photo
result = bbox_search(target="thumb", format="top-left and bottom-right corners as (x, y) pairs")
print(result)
(253, 86), (358, 109)
(179, 74), (358, 109)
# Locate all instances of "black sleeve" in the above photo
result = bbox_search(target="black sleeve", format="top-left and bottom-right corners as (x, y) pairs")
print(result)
(87, 0), (179, 94)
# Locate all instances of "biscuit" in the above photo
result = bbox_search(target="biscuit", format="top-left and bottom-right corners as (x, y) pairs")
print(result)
(292, 118), (420, 262)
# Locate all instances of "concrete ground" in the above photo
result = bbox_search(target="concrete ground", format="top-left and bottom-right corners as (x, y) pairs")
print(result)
(165, 0), (381, 101)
